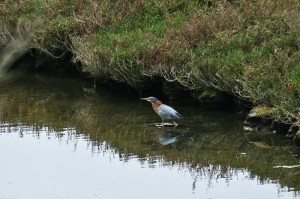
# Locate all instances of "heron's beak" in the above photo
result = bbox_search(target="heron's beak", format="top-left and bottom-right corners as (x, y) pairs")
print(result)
(140, 98), (149, 101)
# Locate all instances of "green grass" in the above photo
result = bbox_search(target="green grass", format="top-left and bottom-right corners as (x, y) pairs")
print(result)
(289, 62), (300, 93)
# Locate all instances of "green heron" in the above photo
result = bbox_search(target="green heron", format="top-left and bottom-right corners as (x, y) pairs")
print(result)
(141, 96), (182, 126)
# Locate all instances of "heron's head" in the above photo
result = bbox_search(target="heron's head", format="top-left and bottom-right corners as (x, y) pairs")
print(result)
(141, 96), (161, 104)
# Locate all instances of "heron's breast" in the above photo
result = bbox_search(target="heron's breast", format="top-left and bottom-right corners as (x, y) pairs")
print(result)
(152, 103), (161, 113)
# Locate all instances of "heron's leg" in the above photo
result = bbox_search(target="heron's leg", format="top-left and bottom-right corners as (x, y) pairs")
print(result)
(173, 121), (178, 127)
(162, 119), (164, 127)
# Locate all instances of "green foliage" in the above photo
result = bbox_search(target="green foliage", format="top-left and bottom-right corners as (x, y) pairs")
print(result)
(289, 62), (300, 93)
(16, 0), (47, 20)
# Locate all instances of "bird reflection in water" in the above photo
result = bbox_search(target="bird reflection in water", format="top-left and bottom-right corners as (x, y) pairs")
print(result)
(158, 131), (183, 145)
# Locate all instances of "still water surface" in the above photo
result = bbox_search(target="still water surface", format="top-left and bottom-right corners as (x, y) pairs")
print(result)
(0, 74), (299, 199)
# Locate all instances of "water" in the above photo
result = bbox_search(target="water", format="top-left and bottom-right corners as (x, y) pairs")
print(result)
(0, 74), (299, 199)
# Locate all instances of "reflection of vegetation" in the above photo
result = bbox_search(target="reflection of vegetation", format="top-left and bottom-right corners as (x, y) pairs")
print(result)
(0, 75), (299, 191)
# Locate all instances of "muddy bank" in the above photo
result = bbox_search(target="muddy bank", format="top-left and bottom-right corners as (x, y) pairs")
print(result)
(244, 105), (300, 146)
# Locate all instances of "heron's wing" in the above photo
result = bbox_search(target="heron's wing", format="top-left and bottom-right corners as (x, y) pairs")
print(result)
(158, 104), (182, 120)
(175, 112), (183, 119)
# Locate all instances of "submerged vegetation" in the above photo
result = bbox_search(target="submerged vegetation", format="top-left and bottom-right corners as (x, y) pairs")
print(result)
(1, 0), (300, 123)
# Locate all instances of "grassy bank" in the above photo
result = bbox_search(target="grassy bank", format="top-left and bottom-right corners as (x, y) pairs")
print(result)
(1, 0), (300, 122)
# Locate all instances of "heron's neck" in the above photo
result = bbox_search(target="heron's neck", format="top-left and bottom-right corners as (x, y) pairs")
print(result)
(151, 101), (162, 109)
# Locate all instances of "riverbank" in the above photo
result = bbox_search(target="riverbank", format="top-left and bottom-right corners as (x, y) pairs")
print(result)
(1, 1), (300, 142)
